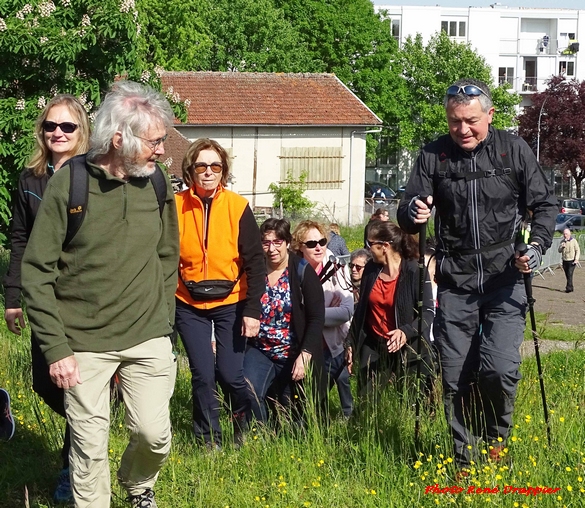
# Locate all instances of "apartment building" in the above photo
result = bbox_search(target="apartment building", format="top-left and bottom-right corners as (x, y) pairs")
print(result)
(377, 4), (584, 108)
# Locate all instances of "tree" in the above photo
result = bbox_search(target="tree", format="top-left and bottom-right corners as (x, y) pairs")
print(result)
(518, 75), (585, 198)
(268, 170), (314, 218)
(396, 31), (521, 150)
(0, 0), (185, 244)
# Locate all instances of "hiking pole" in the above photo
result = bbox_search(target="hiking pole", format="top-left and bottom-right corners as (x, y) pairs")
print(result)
(518, 243), (552, 446)
(414, 217), (427, 448)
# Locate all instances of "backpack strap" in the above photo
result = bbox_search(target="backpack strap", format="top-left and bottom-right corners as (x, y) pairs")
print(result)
(297, 257), (309, 285)
(64, 154), (89, 249)
(63, 158), (168, 249)
(149, 163), (167, 217)
(435, 130), (518, 192)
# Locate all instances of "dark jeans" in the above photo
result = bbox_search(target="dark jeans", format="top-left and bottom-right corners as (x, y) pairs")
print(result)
(323, 348), (353, 417)
(175, 299), (250, 445)
(563, 260), (576, 291)
(243, 347), (299, 423)
(435, 281), (525, 467)
(31, 336), (70, 469)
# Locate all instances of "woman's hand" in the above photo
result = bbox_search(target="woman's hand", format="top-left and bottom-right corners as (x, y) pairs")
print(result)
(329, 293), (342, 308)
(345, 346), (353, 375)
(292, 350), (312, 381)
(241, 316), (260, 338)
(4, 308), (26, 335)
(386, 329), (407, 353)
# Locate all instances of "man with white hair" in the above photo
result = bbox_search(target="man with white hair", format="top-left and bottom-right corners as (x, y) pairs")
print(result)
(558, 227), (580, 293)
(22, 81), (179, 508)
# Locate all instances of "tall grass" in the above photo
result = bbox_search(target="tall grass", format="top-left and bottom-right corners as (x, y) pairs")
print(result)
(1, 308), (584, 507)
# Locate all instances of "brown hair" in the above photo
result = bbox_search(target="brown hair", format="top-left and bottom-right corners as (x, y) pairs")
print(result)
(260, 218), (292, 244)
(367, 220), (418, 260)
(28, 94), (90, 177)
(291, 220), (328, 255)
(182, 138), (230, 188)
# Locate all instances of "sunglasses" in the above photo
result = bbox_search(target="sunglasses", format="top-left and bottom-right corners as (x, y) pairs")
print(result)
(133, 133), (167, 151)
(302, 238), (327, 249)
(366, 240), (388, 249)
(261, 239), (285, 249)
(446, 85), (488, 97)
(349, 263), (365, 272)
(42, 121), (78, 134)
(193, 162), (223, 174)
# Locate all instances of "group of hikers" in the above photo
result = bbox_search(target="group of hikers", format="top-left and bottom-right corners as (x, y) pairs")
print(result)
(0, 77), (557, 508)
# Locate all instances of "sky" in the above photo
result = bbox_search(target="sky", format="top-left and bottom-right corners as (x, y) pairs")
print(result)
(373, 0), (583, 9)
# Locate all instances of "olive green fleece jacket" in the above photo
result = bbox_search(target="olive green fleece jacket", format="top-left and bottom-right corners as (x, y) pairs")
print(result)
(21, 160), (179, 365)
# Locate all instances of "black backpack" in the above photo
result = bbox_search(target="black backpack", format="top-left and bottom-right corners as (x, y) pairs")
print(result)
(63, 154), (167, 248)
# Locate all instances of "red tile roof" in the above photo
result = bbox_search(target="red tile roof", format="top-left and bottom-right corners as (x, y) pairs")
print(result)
(160, 72), (382, 126)
(161, 127), (190, 179)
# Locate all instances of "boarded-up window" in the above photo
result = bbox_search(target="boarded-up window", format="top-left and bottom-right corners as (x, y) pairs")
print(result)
(279, 147), (344, 190)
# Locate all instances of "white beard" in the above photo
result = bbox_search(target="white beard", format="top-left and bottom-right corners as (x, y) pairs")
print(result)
(124, 159), (156, 178)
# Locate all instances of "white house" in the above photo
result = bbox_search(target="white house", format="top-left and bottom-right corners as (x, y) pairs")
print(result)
(160, 71), (382, 225)
(377, 4), (584, 108)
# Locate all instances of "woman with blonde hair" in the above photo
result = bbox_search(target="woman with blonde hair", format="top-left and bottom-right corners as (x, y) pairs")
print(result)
(3, 93), (90, 503)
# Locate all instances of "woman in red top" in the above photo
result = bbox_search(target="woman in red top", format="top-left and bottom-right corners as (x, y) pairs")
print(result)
(349, 221), (435, 397)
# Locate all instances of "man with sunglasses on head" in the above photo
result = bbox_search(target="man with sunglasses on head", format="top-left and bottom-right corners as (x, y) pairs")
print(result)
(22, 81), (179, 508)
(398, 78), (556, 477)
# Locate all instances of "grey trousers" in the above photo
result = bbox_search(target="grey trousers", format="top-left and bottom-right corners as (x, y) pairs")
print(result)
(435, 280), (526, 467)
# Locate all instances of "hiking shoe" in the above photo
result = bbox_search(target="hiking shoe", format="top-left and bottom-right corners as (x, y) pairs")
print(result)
(488, 444), (506, 463)
(127, 488), (157, 508)
(53, 467), (73, 504)
(454, 470), (471, 482)
(0, 388), (15, 441)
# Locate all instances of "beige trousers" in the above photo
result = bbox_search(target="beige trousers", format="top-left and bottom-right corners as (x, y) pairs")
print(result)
(64, 336), (177, 507)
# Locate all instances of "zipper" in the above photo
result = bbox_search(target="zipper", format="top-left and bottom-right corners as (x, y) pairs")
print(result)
(122, 183), (128, 220)
(469, 152), (484, 293)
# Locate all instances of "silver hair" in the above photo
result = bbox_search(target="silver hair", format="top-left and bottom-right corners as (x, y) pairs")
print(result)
(87, 80), (174, 162)
(350, 248), (371, 263)
(443, 78), (493, 113)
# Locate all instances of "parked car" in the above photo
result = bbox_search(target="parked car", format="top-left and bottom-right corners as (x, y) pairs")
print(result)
(364, 181), (396, 202)
(558, 197), (582, 215)
(577, 198), (585, 215)
(555, 213), (585, 232)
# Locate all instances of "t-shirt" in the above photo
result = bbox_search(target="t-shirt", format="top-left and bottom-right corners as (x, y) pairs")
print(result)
(366, 275), (398, 338)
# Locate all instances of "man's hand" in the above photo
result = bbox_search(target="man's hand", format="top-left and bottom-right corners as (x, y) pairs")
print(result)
(4, 308), (26, 335)
(49, 355), (82, 390)
(291, 350), (312, 381)
(241, 316), (260, 338)
(515, 243), (542, 274)
(386, 329), (407, 353)
(408, 195), (433, 224)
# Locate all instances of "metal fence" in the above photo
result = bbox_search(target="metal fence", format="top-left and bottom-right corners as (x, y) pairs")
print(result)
(534, 234), (584, 279)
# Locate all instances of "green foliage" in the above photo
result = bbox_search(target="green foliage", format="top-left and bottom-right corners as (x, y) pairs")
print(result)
(268, 170), (314, 218)
(0, 0), (187, 246)
(396, 31), (521, 150)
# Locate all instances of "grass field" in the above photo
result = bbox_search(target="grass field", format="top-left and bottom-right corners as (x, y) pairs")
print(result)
(1, 243), (585, 508)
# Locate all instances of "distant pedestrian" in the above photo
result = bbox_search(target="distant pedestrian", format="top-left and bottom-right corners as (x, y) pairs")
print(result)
(558, 228), (580, 293)
(328, 223), (350, 257)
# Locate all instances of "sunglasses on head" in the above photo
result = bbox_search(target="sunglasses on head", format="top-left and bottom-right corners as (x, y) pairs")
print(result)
(42, 121), (78, 134)
(446, 85), (488, 98)
(302, 238), (327, 249)
(193, 162), (223, 174)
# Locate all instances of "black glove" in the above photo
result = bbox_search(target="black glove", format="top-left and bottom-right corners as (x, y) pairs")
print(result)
(525, 244), (542, 271)
(408, 196), (420, 222)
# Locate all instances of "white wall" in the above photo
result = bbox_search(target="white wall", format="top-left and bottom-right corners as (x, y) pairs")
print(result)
(175, 126), (368, 225)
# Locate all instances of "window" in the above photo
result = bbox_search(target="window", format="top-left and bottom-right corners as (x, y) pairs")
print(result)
(498, 67), (514, 86)
(441, 19), (466, 37)
(279, 147), (344, 190)
(391, 19), (400, 40)
(559, 61), (575, 76)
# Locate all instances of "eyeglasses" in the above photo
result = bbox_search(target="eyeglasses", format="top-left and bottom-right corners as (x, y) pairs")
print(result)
(446, 85), (488, 97)
(366, 240), (388, 249)
(42, 121), (78, 134)
(302, 238), (327, 249)
(133, 133), (167, 151)
(193, 162), (223, 174)
(261, 239), (285, 249)
(349, 263), (365, 272)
